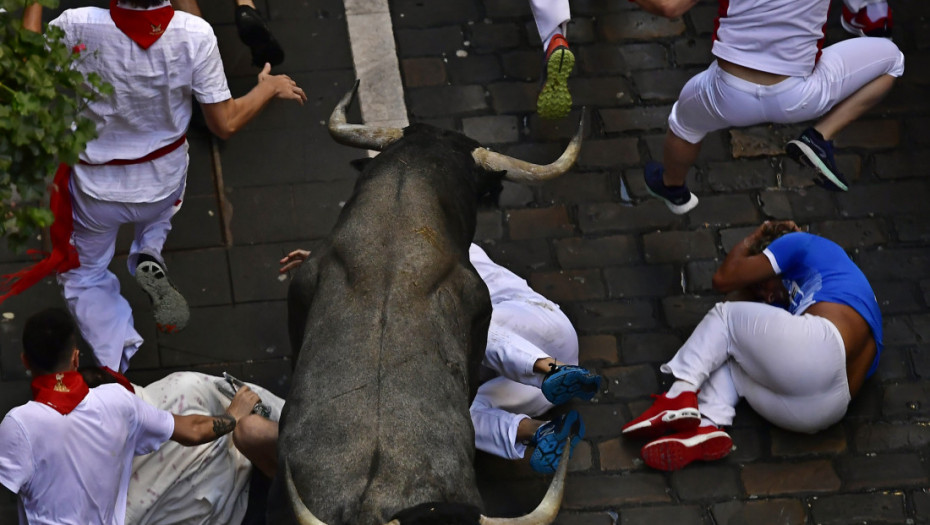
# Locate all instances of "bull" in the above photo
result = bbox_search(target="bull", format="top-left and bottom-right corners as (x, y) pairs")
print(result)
(270, 81), (584, 525)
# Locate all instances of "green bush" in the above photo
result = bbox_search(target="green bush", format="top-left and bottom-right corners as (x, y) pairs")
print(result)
(0, 0), (111, 250)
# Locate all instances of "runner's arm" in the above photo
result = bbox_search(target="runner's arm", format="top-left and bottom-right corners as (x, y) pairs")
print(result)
(170, 385), (260, 446)
(23, 2), (42, 33)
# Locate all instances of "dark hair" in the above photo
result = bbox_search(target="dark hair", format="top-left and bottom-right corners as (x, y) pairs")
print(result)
(120, 0), (170, 9)
(746, 222), (801, 256)
(22, 308), (77, 373)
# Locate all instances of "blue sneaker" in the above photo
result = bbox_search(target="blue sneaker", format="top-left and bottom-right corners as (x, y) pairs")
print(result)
(541, 364), (601, 405)
(529, 410), (585, 474)
(786, 127), (849, 192)
(643, 161), (699, 214)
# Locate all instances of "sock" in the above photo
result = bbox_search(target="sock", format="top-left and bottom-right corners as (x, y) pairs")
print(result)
(666, 380), (698, 398)
(699, 417), (718, 428)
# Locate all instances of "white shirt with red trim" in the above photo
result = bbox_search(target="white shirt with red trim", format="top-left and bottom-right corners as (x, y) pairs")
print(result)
(0, 384), (175, 525)
(50, 3), (231, 203)
(712, 0), (831, 77)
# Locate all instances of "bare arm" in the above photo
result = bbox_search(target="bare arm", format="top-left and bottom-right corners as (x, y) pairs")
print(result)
(23, 2), (43, 33)
(630, 0), (699, 19)
(170, 385), (260, 446)
(201, 63), (307, 140)
(712, 221), (798, 293)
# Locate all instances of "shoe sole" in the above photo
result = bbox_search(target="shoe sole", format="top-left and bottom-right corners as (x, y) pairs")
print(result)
(641, 430), (732, 471)
(645, 185), (699, 214)
(530, 411), (584, 474)
(537, 48), (574, 120)
(786, 140), (849, 192)
(622, 408), (701, 441)
(136, 261), (190, 334)
(236, 8), (285, 67)
(542, 369), (601, 405)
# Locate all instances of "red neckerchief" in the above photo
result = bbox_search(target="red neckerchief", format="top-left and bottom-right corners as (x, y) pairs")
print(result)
(31, 371), (90, 415)
(109, 0), (174, 50)
(101, 366), (135, 393)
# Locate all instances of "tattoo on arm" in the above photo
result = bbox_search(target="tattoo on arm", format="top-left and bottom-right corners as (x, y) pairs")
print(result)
(212, 414), (237, 437)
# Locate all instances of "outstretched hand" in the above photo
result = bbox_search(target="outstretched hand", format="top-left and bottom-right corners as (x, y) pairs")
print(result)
(279, 249), (311, 273)
(258, 63), (307, 105)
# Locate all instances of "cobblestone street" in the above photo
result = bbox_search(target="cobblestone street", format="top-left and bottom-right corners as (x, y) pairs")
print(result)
(2, 0), (929, 523)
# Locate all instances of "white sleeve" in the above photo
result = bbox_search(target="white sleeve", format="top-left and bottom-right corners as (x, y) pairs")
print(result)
(191, 27), (231, 104)
(0, 413), (34, 493)
(126, 392), (175, 456)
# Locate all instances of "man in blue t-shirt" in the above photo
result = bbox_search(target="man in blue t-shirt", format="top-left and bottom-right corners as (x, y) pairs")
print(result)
(620, 221), (882, 471)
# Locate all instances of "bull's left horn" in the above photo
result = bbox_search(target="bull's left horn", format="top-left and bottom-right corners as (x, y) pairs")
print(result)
(329, 80), (404, 151)
(478, 438), (572, 525)
(286, 461), (330, 525)
(471, 111), (584, 183)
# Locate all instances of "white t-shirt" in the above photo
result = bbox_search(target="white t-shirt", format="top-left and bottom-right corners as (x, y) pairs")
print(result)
(712, 0), (831, 77)
(50, 3), (231, 203)
(0, 384), (175, 525)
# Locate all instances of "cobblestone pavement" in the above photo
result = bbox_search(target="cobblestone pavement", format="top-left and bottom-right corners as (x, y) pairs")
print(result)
(2, 0), (930, 523)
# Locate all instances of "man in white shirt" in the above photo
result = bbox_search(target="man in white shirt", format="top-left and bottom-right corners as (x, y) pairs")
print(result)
(0, 308), (262, 525)
(12, 0), (306, 375)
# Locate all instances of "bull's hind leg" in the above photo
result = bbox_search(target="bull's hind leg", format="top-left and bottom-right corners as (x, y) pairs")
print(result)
(287, 255), (319, 361)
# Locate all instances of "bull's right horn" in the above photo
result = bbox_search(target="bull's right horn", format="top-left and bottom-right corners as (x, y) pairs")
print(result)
(328, 80), (404, 151)
(286, 461), (330, 525)
(472, 111), (584, 183)
(478, 438), (572, 525)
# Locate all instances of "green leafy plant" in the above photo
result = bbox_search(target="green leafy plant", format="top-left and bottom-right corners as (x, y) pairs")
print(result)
(0, 0), (112, 250)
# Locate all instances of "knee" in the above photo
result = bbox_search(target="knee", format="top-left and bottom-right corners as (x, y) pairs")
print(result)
(233, 414), (276, 453)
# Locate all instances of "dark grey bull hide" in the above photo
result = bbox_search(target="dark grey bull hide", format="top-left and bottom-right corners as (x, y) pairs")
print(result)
(269, 82), (583, 525)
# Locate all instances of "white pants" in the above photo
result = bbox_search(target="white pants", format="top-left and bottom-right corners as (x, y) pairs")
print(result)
(669, 37), (905, 143)
(529, 0), (570, 50)
(662, 302), (851, 434)
(843, 0), (886, 12)
(58, 177), (185, 372)
(470, 294), (579, 459)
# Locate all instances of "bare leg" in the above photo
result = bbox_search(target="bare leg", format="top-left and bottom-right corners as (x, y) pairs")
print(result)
(814, 74), (895, 140)
(235, 0), (256, 7)
(662, 129), (702, 186)
(170, 0), (202, 17)
(233, 414), (279, 478)
(516, 417), (545, 444)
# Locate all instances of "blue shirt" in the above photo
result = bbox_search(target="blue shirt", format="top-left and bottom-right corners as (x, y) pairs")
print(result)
(763, 232), (883, 377)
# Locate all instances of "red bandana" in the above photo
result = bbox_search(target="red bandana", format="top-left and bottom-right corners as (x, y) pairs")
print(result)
(109, 0), (174, 50)
(101, 366), (135, 393)
(31, 371), (90, 415)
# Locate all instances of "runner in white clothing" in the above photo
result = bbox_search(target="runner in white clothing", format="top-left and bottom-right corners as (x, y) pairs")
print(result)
(629, 0), (904, 214)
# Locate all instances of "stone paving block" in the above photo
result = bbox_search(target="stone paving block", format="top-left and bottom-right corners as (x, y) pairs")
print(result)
(579, 334), (619, 366)
(597, 11), (686, 41)
(581, 43), (669, 75)
(577, 403), (630, 440)
(527, 110), (591, 141)
(730, 126), (795, 159)
(462, 115), (520, 144)
(556, 510), (617, 525)
(883, 315), (923, 345)
(605, 265), (679, 298)
(447, 55), (504, 84)
(857, 248), (930, 280)
(569, 77), (635, 107)
(687, 4), (719, 36)
(661, 295), (719, 329)
(783, 153), (861, 189)
(632, 69), (699, 102)
(408, 85), (488, 117)
(620, 332), (682, 365)
(809, 218), (888, 250)
(784, 190), (838, 222)
(844, 380), (884, 422)
(619, 505), (705, 525)
(852, 421), (930, 453)
(882, 383), (930, 420)
(565, 300), (658, 333)
(672, 37), (713, 66)
(163, 195), (225, 251)
(837, 181), (930, 217)
(810, 493), (906, 525)
(0, 379), (29, 421)
(579, 138), (640, 168)
(741, 460), (841, 496)
(770, 424), (847, 458)
(911, 344), (930, 379)
(706, 159), (778, 192)
(391, 0), (479, 28)
(158, 248), (232, 308)
(563, 473), (671, 508)
(599, 106), (671, 134)
(874, 148), (930, 180)
(500, 49), (540, 80)
(483, 0), (531, 18)
(758, 190), (793, 219)
(601, 364), (659, 401)
(671, 464), (741, 501)
(873, 346), (912, 382)
(687, 194), (760, 226)
(395, 26), (465, 57)
(489, 81), (538, 113)
(711, 499), (808, 525)
(498, 180), (536, 209)
(401, 57), (447, 87)
(258, 18), (353, 72)
(719, 226), (756, 254)
(475, 209), (504, 241)
(835, 119), (901, 149)
(228, 241), (312, 303)
(838, 452), (929, 490)
(893, 213), (930, 243)
(481, 239), (554, 275)
(872, 281), (924, 314)
(914, 488), (930, 524)
(469, 22), (521, 52)
(529, 269), (607, 302)
(727, 426), (764, 464)
(507, 205), (575, 240)
(539, 172), (616, 206)
(554, 236), (641, 269)
(643, 229), (717, 263)
(597, 436), (641, 471)
(684, 260), (718, 293)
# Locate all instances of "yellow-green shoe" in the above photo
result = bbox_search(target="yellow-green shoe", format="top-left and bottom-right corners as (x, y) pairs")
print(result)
(537, 34), (574, 120)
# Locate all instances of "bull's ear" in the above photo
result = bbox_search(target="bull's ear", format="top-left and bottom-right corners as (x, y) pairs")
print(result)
(350, 157), (374, 172)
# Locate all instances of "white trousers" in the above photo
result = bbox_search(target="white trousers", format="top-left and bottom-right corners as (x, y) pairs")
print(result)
(669, 36), (905, 143)
(843, 0), (887, 12)
(470, 294), (579, 459)
(58, 177), (185, 372)
(662, 302), (851, 434)
(529, 0), (570, 50)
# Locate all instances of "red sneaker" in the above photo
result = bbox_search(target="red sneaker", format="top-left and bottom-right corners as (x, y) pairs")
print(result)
(841, 3), (892, 38)
(621, 392), (700, 441)
(641, 425), (733, 471)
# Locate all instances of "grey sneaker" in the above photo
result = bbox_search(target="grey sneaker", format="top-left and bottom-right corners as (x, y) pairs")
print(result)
(135, 257), (189, 334)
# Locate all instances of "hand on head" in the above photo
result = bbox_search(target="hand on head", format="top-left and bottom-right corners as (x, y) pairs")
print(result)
(258, 63), (307, 105)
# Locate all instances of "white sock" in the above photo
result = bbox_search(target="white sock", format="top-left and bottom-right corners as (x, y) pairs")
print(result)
(666, 380), (698, 398)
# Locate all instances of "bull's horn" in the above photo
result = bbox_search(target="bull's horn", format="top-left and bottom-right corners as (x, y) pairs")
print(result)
(478, 438), (572, 525)
(286, 461), (330, 525)
(328, 80), (404, 151)
(471, 111), (584, 183)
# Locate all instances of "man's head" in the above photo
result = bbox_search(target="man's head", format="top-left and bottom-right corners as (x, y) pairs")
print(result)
(21, 308), (79, 376)
(745, 220), (801, 256)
